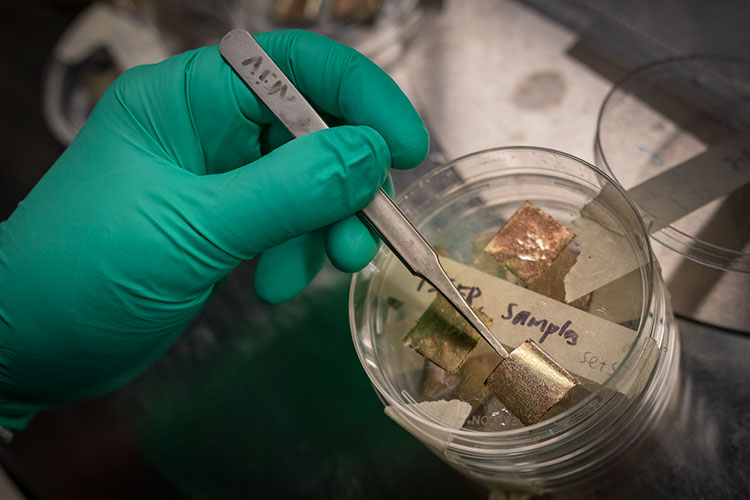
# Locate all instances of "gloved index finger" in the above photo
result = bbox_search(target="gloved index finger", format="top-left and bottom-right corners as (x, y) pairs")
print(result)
(251, 29), (429, 170)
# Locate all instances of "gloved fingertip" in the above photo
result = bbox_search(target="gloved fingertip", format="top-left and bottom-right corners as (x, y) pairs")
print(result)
(253, 234), (326, 304)
(324, 215), (380, 273)
(392, 124), (430, 171)
(254, 271), (295, 305)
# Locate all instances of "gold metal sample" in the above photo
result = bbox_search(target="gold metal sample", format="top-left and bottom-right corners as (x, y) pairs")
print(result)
(405, 294), (493, 373)
(484, 339), (587, 425)
(484, 202), (575, 285)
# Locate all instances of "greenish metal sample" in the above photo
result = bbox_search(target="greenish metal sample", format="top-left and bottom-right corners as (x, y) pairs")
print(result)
(404, 294), (493, 373)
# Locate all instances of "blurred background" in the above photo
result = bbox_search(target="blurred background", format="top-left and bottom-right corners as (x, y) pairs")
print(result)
(0, 0), (749, 498)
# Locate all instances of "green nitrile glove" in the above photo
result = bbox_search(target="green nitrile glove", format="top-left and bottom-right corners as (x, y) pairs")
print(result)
(0, 30), (428, 429)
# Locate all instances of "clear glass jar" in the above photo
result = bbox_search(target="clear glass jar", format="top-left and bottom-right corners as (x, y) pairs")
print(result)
(349, 147), (680, 494)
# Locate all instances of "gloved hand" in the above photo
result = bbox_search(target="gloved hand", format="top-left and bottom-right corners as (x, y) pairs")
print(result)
(0, 30), (428, 429)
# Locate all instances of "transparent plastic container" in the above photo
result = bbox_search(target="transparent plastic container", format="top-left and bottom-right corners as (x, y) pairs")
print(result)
(349, 147), (680, 494)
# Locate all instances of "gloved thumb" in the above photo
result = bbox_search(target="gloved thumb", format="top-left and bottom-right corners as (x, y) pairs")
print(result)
(178, 125), (390, 278)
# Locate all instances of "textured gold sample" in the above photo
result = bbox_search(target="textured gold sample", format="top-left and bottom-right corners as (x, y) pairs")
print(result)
(484, 339), (585, 425)
(405, 294), (493, 373)
(484, 202), (575, 285)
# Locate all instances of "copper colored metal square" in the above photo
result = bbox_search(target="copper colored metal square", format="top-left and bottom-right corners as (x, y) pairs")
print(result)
(483, 202), (575, 285)
(405, 294), (493, 373)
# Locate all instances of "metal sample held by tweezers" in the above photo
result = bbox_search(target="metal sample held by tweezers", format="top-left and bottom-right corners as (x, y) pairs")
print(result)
(220, 30), (585, 425)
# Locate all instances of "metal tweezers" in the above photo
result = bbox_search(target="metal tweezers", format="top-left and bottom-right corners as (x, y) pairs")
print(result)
(219, 30), (508, 359)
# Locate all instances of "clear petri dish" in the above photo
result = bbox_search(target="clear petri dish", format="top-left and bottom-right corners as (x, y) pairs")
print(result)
(595, 56), (750, 273)
(349, 147), (680, 493)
